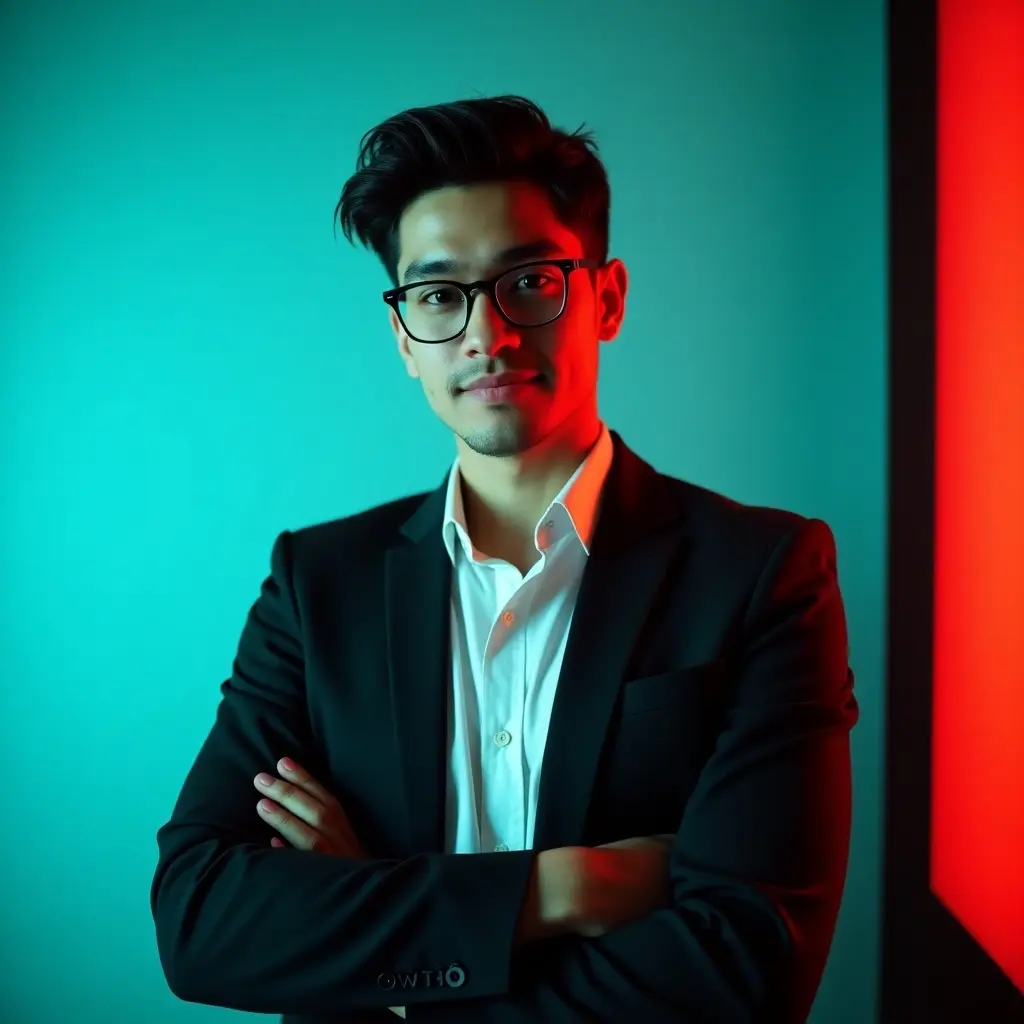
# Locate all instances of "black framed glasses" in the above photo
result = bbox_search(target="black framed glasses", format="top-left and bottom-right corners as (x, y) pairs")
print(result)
(382, 258), (602, 344)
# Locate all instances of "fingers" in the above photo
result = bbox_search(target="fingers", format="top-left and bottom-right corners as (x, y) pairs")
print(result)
(257, 795), (327, 851)
(254, 767), (335, 851)
(253, 759), (371, 859)
(276, 757), (339, 809)
(254, 772), (330, 833)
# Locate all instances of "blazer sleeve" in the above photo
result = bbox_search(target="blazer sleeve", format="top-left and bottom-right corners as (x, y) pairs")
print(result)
(150, 529), (537, 1018)
(409, 517), (859, 1024)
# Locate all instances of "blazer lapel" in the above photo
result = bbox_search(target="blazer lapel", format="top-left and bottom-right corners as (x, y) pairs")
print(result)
(531, 434), (688, 851)
(385, 480), (452, 854)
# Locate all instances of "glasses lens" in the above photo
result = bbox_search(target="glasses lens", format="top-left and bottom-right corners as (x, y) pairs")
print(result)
(496, 263), (566, 326)
(400, 282), (469, 343)
(398, 263), (566, 342)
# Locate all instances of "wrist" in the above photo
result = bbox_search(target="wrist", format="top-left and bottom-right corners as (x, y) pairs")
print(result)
(559, 846), (592, 932)
(514, 847), (586, 946)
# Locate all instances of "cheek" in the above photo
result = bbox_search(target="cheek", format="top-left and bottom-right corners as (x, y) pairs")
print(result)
(551, 322), (600, 384)
(414, 353), (452, 401)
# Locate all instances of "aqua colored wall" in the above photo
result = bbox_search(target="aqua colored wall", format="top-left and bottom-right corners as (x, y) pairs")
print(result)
(0, 2), (885, 1021)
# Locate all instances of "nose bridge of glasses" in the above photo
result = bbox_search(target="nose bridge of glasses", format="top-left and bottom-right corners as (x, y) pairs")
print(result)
(464, 277), (508, 329)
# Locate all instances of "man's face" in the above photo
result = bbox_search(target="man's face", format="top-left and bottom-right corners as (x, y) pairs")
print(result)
(389, 181), (627, 457)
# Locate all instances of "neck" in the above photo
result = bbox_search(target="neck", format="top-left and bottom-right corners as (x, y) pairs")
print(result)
(455, 414), (602, 564)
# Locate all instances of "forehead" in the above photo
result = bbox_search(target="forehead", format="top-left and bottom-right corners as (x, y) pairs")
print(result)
(395, 181), (582, 281)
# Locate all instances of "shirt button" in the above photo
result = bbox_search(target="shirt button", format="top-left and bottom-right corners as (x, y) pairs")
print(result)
(494, 730), (512, 747)
(494, 843), (509, 852)
(501, 610), (515, 627)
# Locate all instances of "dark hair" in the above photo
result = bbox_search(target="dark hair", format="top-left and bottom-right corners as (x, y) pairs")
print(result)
(334, 95), (610, 287)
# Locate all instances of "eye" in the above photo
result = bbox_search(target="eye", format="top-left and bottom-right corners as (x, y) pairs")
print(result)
(514, 272), (556, 292)
(417, 285), (461, 307)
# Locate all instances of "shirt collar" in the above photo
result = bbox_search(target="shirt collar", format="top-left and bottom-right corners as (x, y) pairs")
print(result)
(441, 422), (614, 565)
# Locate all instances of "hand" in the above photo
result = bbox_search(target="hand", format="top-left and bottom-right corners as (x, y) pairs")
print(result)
(253, 757), (369, 858)
(513, 835), (676, 947)
(572, 833), (676, 938)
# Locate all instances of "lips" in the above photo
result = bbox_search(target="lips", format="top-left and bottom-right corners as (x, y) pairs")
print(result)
(461, 372), (541, 392)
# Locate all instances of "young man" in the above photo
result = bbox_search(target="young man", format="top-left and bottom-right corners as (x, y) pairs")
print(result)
(151, 95), (858, 1023)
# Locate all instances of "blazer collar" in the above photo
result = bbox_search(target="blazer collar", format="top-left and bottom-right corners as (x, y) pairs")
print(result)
(440, 422), (615, 564)
(399, 430), (681, 548)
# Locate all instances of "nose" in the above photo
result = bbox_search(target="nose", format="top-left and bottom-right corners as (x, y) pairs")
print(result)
(459, 290), (520, 358)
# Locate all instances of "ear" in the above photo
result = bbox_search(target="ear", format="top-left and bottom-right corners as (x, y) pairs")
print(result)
(390, 308), (420, 379)
(596, 258), (628, 342)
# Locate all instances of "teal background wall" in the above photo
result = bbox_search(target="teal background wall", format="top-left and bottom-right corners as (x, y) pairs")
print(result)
(0, 2), (885, 1021)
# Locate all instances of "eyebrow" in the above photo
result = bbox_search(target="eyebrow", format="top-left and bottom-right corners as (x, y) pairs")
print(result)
(400, 239), (567, 284)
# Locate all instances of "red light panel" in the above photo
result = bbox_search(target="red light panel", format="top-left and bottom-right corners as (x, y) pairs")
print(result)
(932, 0), (1024, 994)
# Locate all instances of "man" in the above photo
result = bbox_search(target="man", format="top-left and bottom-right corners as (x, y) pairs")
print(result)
(151, 95), (858, 1023)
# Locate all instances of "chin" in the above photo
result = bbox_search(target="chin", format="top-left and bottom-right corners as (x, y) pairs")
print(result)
(457, 419), (542, 458)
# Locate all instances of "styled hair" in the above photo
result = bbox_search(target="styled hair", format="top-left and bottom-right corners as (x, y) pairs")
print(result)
(334, 95), (610, 287)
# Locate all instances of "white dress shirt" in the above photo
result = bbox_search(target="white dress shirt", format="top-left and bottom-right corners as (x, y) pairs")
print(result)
(441, 423), (614, 855)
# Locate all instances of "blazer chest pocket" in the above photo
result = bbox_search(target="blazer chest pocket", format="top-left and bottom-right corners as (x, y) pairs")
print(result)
(618, 660), (726, 717)
(593, 660), (729, 837)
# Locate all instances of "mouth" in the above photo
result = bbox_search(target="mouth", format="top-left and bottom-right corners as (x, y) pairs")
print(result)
(461, 374), (543, 403)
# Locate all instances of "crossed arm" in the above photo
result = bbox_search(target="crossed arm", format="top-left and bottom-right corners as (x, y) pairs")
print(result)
(151, 518), (857, 1022)
(253, 755), (678, 1017)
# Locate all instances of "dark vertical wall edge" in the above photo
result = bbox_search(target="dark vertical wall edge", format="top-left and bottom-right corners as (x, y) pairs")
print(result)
(881, 0), (938, 1020)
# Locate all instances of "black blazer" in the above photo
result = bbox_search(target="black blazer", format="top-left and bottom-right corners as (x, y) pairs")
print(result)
(151, 433), (858, 1023)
